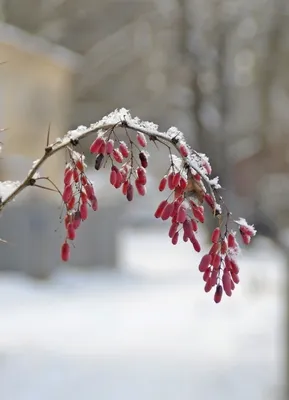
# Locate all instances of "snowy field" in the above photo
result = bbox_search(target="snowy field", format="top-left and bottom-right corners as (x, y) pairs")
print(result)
(0, 228), (286, 400)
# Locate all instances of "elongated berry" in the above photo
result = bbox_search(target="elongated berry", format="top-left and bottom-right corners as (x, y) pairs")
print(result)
(80, 203), (88, 220)
(113, 149), (123, 163)
(176, 206), (186, 223)
(67, 196), (75, 210)
(203, 267), (211, 282)
(84, 184), (95, 200)
(228, 233), (236, 248)
(161, 202), (174, 220)
(172, 232), (179, 245)
(168, 172), (175, 190)
(122, 180), (129, 195)
(63, 185), (73, 202)
(214, 285), (223, 303)
(154, 200), (168, 218)
(91, 197), (98, 211)
(137, 167), (147, 185)
(119, 142), (129, 158)
(169, 222), (179, 238)
(106, 139), (114, 155)
(135, 180), (146, 196)
(64, 169), (73, 186)
(204, 278), (212, 293)
(211, 227), (221, 243)
(110, 169), (117, 186)
(159, 177), (167, 191)
(183, 219), (192, 239)
(139, 152), (148, 168)
(172, 172), (181, 188)
(210, 269), (218, 286)
(222, 272), (232, 296)
(137, 132), (147, 147)
(67, 223), (76, 240)
(90, 137), (104, 154)
(61, 242), (70, 262)
(191, 237), (201, 252)
(94, 154), (104, 170)
(212, 254), (221, 269)
(179, 144), (189, 157)
(72, 211), (81, 229)
(126, 184), (134, 201)
(199, 254), (211, 272)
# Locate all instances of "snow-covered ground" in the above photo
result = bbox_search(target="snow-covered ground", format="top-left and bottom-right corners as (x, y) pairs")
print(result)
(0, 228), (286, 400)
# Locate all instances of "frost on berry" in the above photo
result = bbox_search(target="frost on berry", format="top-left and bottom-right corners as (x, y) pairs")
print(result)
(137, 132), (147, 147)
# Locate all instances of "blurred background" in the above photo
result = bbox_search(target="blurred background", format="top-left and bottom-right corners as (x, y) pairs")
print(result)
(0, 0), (287, 399)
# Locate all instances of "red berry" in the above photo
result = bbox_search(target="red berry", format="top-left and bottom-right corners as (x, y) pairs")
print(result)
(76, 159), (84, 172)
(90, 137), (104, 154)
(61, 242), (70, 262)
(137, 167), (147, 185)
(191, 219), (198, 232)
(204, 193), (214, 209)
(179, 177), (187, 190)
(210, 269), (218, 286)
(80, 203), (88, 220)
(110, 169), (117, 186)
(122, 180), (129, 195)
(64, 168), (73, 186)
(84, 184), (95, 201)
(113, 149), (123, 163)
(211, 227), (221, 243)
(168, 172), (175, 190)
(72, 212), (81, 230)
(183, 219), (192, 239)
(172, 232), (179, 245)
(91, 197), (98, 211)
(191, 237), (201, 252)
(209, 242), (220, 255)
(63, 185), (73, 203)
(159, 177), (167, 192)
(198, 254), (212, 272)
(137, 132), (147, 147)
(222, 272), (232, 296)
(161, 202), (174, 220)
(228, 233), (236, 248)
(179, 143), (189, 157)
(73, 169), (79, 183)
(135, 180), (146, 196)
(169, 222), (179, 238)
(172, 172), (181, 188)
(119, 142), (129, 158)
(203, 267), (211, 282)
(204, 278), (212, 292)
(126, 183), (134, 201)
(221, 240), (227, 254)
(139, 152), (148, 168)
(67, 196), (75, 210)
(106, 139), (114, 155)
(176, 206), (186, 223)
(154, 200), (168, 219)
(67, 223), (76, 240)
(212, 254), (221, 269)
(214, 285), (223, 303)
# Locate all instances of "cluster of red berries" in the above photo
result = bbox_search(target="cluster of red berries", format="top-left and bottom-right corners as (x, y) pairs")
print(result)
(90, 132), (149, 202)
(59, 127), (256, 304)
(198, 229), (241, 303)
(61, 154), (98, 262)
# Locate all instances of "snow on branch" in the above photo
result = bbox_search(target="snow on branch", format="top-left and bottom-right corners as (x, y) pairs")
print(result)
(0, 108), (256, 303)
